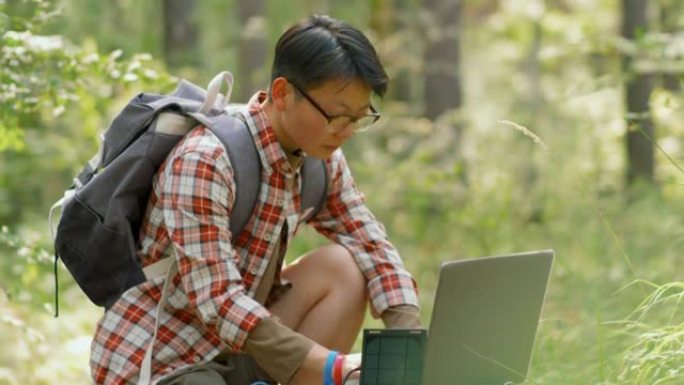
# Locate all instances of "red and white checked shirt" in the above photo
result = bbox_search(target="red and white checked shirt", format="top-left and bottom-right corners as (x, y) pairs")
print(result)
(90, 92), (419, 384)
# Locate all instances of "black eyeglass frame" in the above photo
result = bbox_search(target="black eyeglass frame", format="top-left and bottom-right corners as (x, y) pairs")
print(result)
(289, 82), (381, 132)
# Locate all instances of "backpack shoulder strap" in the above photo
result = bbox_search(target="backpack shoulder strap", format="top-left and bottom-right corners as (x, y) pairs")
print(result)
(300, 157), (328, 222)
(199, 113), (261, 239)
(194, 110), (328, 236)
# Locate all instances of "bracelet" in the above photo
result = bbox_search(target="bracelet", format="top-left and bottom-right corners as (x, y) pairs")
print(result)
(333, 354), (345, 385)
(324, 350), (338, 385)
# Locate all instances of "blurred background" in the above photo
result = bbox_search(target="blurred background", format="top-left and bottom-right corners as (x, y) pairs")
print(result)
(1, 0), (684, 383)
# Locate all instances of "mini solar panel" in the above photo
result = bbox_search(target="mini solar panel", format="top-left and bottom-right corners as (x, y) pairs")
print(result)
(359, 329), (428, 385)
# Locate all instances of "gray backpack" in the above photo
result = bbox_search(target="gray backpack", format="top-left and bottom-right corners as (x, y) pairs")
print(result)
(50, 72), (328, 313)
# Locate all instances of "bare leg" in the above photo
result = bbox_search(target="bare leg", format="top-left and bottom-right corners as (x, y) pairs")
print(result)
(268, 244), (367, 383)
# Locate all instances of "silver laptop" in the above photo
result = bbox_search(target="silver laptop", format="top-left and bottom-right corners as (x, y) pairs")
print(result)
(359, 249), (554, 385)
(422, 249), (554, 385)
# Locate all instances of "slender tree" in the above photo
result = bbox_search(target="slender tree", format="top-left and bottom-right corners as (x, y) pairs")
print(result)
(621, 0), (656, 187)
(389, 0), (416, 103)
(422, 0), (467, 183)
(423, 0), (463, 120)
(370, 0), (413, 103)
(162, 0), (199, 69)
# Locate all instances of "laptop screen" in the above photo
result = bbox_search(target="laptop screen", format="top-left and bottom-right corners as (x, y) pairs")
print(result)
(422, 250), (554, 385)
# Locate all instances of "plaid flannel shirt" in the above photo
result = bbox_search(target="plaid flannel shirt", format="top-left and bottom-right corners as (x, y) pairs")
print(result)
(89, 92), (419, 384)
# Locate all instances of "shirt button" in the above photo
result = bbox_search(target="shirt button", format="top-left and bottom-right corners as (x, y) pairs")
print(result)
(193, 355), (202, 363)
(264, 234), (272, 241)
(277, 198), (284, 206)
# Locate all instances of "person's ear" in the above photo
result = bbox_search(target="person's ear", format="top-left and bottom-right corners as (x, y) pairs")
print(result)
(270, 77), (290, 111)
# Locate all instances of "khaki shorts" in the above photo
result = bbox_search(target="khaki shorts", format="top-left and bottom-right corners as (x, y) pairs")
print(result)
(158, 353), (276, 385)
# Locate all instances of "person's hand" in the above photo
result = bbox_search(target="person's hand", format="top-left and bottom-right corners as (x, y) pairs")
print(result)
(342, 353), (362, 383)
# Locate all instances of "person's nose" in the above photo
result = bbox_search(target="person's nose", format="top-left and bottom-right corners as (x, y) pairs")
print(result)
(334, 121), (357, 141)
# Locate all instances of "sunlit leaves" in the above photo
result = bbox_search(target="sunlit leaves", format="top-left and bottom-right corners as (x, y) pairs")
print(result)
(0, 1), (172, 152)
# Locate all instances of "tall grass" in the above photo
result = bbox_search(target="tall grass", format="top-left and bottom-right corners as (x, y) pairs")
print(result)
(607, 281), (684, 384)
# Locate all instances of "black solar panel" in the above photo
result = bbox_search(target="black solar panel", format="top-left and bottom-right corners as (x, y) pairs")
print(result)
(360, 329), (428, 385)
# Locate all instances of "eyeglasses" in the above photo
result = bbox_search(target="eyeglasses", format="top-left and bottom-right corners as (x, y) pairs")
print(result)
(290, 82), (381, 133)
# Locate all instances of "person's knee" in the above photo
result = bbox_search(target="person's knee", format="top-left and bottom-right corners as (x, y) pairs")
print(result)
(314, 246), (367, 312)
(318, 245), (365, 287)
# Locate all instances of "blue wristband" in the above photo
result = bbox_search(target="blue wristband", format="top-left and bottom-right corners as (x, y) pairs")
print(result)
(324, 351), (338, 385)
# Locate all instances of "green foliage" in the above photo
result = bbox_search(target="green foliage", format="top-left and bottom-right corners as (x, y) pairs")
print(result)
(0, 225), (53, 307)
(0, 2), (173, 383)
(0, 0), (175, 225)
(0, 0), (168, 151)
(0, 225), (99, 385)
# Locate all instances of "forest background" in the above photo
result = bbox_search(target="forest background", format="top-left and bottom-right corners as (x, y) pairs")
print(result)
(1, 0), (683, 384)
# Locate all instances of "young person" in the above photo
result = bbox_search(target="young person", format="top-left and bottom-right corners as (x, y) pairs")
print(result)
(90, 15), (421, 385)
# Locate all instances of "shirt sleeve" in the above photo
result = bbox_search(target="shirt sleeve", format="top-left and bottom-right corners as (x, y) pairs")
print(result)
(307, 150), (420, 316)
(243, 317), (315, 384)
(381, 305), (423, 329)
(159, 147), (271, 351)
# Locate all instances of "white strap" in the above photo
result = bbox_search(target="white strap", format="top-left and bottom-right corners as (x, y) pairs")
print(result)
(87, 146), (102, 175)
(198, 71), (234, 115)
(138, 258), (178, 385)
(48, 189), (75, 241)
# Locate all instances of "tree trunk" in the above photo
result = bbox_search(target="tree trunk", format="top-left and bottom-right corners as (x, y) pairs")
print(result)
(390, 0), (415, 103)
(162, 0), (199, 69)
(235, 0), (267, 101)
(423, 0), (464, 120)
(422, 0), (466, 184)
(370, 0), (393, 38)
(369, 0), (414, 103)
(622, 0), (655, 187)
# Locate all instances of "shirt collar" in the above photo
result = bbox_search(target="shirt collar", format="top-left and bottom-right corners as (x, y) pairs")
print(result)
(243, 91), (303, 175)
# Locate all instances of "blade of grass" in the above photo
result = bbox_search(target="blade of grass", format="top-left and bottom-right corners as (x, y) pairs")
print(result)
(461, 343), (540, 385)
(598, 211), (643, 295)
(497, 120), (550, 155)
(636, 125), (684, 177)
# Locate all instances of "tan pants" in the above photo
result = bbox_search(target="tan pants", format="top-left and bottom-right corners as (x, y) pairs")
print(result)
(158, 353), (276, 385)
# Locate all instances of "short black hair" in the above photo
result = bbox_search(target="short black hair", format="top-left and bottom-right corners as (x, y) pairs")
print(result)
(271, 15), (388, 97)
